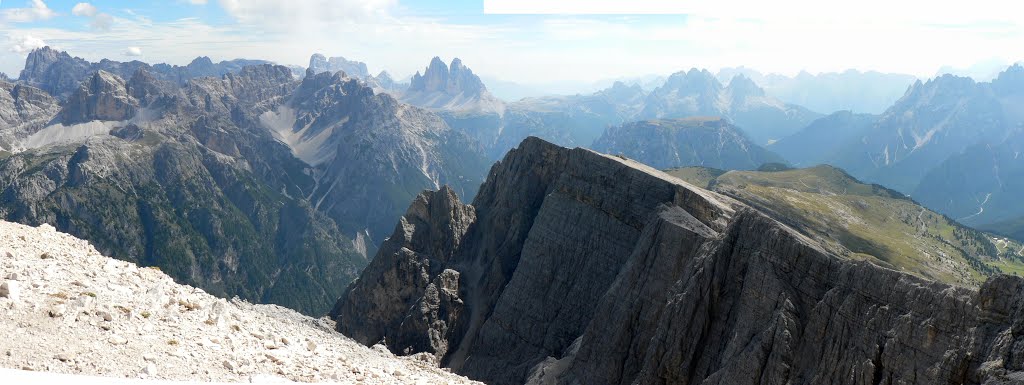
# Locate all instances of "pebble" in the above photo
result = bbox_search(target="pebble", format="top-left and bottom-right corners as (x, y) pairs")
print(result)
(0, 281), (19, 301)
(108, 335), (128, 345)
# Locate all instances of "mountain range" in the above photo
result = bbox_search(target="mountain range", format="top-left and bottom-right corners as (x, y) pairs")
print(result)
(716, 67), (918, 114)
(0, 47), (490, 315)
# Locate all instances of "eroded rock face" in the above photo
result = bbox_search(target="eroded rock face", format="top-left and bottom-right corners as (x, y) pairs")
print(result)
(333, 136), (1024, 385)
(0, 80), (60, 150)
(60, 70), (137, 124)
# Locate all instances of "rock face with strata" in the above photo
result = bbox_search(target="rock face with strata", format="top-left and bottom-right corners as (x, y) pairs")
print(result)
(0, 80), (60, 151)
(333, 136), (1024, 385)
(60, 70), (138, 124)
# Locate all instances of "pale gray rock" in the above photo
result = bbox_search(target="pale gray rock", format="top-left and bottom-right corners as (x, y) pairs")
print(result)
(18, 46), (273, 100)
(60, 70), (138, 124)
(334, 136), (1024, 385)
(307, 53), (370, 79)
(0, 80), (60, 151)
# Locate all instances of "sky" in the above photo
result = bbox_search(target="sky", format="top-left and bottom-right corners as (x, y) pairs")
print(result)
(0, 0), (1022, 88)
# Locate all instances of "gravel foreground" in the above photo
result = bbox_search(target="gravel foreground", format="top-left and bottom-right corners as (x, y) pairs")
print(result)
(0, 221), (480, 384)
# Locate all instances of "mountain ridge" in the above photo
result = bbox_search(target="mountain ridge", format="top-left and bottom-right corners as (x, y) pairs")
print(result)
(331, 137), (1024, 384)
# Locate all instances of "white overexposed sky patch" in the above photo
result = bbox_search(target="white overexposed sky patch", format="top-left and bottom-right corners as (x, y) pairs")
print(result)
(0, 0), (1021, 87)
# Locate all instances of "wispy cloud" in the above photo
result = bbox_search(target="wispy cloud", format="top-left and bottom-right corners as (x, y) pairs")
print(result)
(2, 0), (58, 23)
(7, 33), (47, 54)
(0, 0), (1021, 84)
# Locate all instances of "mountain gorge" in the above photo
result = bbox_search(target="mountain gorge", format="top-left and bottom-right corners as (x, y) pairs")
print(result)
(332, 137), (1024, 385)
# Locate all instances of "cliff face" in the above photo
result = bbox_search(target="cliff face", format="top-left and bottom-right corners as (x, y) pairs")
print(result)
(332, 137), (1024, 385)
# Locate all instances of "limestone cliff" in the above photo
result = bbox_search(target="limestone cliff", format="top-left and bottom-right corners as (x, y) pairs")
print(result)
(333, 137), (1024, 385)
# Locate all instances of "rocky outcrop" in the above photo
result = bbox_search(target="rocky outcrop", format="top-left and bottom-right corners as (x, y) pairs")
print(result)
(333, 137), (1024, 385)
(401, 57), (503, 113)
(307, 53), (371, 79)
(60, 70), (138, 124)
(0, 80), (60, 151)
(592, 117), (784, 170)
(409, 57), (485, 98)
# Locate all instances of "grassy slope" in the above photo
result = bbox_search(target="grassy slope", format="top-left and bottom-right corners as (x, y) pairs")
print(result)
(666, 165), (1024, 286)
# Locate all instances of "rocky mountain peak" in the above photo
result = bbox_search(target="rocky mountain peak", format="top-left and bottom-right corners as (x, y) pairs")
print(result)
(993, 63), (1024, 95)
(20, 46), (69, 75)
(126, 68), (170, 105)
(307, 53), (371, 79)
(726, 73), (766, 100)
(218, 64), (294, 104)
(409, 57), (485, 96)
(18, 46), (91, 98)
(60, 70), (137, 124)
(309, 53), (328, 69)
(897, 73), (979, 108)
(186, 56), (216, 71)
(662, 67), (722, 93)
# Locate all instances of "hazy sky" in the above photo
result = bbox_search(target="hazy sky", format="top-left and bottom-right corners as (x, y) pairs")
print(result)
(0, 0), (1021, 85)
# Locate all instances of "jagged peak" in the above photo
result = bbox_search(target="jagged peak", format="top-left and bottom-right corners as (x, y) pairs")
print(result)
(726, 74), (765, 98)
(450, 57), (465, 71)
(428, 56), (447, 71)
(992, 63), (1024, 94)
(408, 56), (486, 96)
(188, 56), (215, 68)
(231, 64), (293, 81)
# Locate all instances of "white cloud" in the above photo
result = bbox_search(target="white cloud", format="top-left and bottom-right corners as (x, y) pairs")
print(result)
(8, 33), (47, 54)
(187, 0), (208, 4)
(0, 0), (1021, 86)
(2, 0), (58, 23)
(124, 46), (143, 56)
(90, 13), (113, 31)
(71, 3), (98, 17)
(69, 3), (113, 31)
(217, 0), (396, 28)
